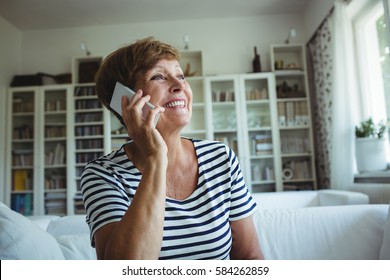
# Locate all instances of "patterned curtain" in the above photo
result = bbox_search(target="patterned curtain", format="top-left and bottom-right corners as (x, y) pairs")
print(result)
(307, 13), (334, 189)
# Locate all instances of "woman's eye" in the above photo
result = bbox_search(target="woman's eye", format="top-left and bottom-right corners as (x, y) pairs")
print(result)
(178, 74), (185, 80)
(151, 74), (165, 80)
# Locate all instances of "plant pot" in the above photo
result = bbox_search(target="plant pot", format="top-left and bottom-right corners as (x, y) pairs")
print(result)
(355, 137), (388, 172)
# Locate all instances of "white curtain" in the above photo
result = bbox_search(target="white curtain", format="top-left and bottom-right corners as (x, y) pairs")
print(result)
(330, 0), (360, 189)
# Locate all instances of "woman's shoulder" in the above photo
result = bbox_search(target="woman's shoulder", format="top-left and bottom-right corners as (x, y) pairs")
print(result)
(185, 138), (238, 165)
(187, 137), (230, 149)
(84, 142), (131, 170)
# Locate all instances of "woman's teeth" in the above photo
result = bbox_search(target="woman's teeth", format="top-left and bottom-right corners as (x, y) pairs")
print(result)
(164, 100), (185, 108)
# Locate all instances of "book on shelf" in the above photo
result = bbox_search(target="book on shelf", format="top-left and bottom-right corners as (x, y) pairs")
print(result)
(295, 101), (309, 126)
(74, 194), (86, 214)
(278, 101), (309, 127)
(12, 97), (23, 113)
(45, 175), (66, 189)
(45, 197), (66, 215)
(283, 184), (313, 191)
(300, 101), (309, 125)
(212, 91), (235, 102)
(12, 125), (33, 140)
(75, 99), (102, 110)
(13, 98), (34, 113)
(251, 164), (262, 181)
(13, 149), (33, 166)
(76, 139), (103, 149)
(246, 88), (268, 101)
(74, 86), (95, 97)
(75, 125), (103, 136)
(281, 135), (311, 154)
(251, 134), (273, 155)
(45, 143), (65, 165)
(251, 165), (274, 182)
(45, 192), (67, 199)
(278, 102), (286, 126)
(12, 170), (31, 190)
(264, 166), (275, 180)
(286, 102), (295, 126)
(295, 101), (303, 126)
(12, 193), (33, 216)
(45, 99), (65, 111)
(45, 124), (66, 138)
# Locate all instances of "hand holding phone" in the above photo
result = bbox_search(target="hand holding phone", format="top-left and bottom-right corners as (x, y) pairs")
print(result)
(110, 81), (160, 126)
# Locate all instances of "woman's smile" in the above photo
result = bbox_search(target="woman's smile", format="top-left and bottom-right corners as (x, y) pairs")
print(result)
(163, 100), (186, 108)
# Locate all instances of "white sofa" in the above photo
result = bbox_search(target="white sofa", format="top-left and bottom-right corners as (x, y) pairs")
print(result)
(251, 189), (370, 209)
(0, 191), (389, 260)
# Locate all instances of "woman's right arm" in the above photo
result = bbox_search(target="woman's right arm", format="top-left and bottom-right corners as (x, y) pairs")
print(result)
(94, 152), (167, 259)
(95, 93), (167, 259)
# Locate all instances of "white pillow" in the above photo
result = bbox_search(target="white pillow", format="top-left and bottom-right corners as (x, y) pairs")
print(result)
(29, 215), (60, 231)
(0, 203), (64, 260)
(46, 215), (89, 237)
(379, 203), (390, 260)
(56, 234), (97, 260)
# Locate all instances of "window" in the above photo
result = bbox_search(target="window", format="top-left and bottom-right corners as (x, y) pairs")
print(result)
(354, 0), (390, 124)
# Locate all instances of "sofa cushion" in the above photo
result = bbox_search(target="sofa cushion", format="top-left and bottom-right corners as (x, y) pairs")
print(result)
(318, 190), (369, 205)
(29, 215), (60, 231)
(56, 234), (96, 260)
(254, 204), (388, 259)
(46, 215), (89, 237)
(379, 203), (390, 260)
(252, 191), (320, 209)
(0, 203), (64, 260)
(251, 190), (369, 209)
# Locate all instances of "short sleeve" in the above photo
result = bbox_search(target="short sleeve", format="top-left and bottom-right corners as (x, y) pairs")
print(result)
(226, 147), (257, 221)
(81, 160), (131, 246)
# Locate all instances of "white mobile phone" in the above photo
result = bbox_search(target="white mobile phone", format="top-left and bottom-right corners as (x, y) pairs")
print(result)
(110, 81), (160, 125)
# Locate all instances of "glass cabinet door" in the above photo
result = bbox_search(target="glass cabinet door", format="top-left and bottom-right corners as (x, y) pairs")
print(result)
(42, 86), (69, 215)
(271, 44), (317, 191)
(239, 73), (282, 192)
(205, 75), (245, 161)
(73, 85), (105, 214)
(7, 88), (37, 216)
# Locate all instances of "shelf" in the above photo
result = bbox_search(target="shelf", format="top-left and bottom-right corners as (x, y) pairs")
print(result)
(275, 70), (305, 76)
(72, 56), (103, 84)
(248, 127), (273, 132)
(271, 44), (317, 191)
(212, 101), (236, 107)
(180, 51), (203, 77)
(251, 180), (277, 185)
(250, 154), (275, 159)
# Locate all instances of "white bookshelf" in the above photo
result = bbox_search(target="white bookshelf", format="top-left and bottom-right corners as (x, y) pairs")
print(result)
(271, 44), (317, 191)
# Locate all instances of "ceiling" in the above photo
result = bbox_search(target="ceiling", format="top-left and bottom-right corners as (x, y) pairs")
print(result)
(0, 0), (309, 31)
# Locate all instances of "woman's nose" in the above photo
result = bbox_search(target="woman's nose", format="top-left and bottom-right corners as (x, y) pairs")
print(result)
(170, 78), (184, 93)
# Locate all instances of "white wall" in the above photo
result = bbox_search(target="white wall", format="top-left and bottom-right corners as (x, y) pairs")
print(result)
(19, 0), (344, 75)
(0, 16), (22, 203)
(20, 15), (305, 76)
(304, 0), (335, 41)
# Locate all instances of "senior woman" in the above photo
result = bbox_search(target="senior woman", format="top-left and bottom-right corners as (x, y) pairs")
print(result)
(81, 37), (263, 260)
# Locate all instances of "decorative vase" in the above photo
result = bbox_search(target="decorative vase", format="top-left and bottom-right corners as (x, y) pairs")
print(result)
(355, 137), (388, 172)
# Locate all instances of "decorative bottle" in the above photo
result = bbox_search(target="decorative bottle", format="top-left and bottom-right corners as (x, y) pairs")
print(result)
(252, 47), (261, 73)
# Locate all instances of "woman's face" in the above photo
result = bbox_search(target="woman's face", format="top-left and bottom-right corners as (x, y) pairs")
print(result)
(137, 59), (193, 131)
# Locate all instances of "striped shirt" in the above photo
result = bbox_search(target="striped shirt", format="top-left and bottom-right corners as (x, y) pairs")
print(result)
(81, 138), (257, 260)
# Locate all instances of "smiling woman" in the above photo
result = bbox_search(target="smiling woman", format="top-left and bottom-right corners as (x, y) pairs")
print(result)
(80, 37), (264, 260)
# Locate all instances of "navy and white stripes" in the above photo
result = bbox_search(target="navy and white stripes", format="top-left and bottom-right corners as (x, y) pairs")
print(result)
(81, 138), (257, 260)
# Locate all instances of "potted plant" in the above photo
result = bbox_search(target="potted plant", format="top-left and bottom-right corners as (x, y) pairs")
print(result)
(355, 118), (389, 172)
